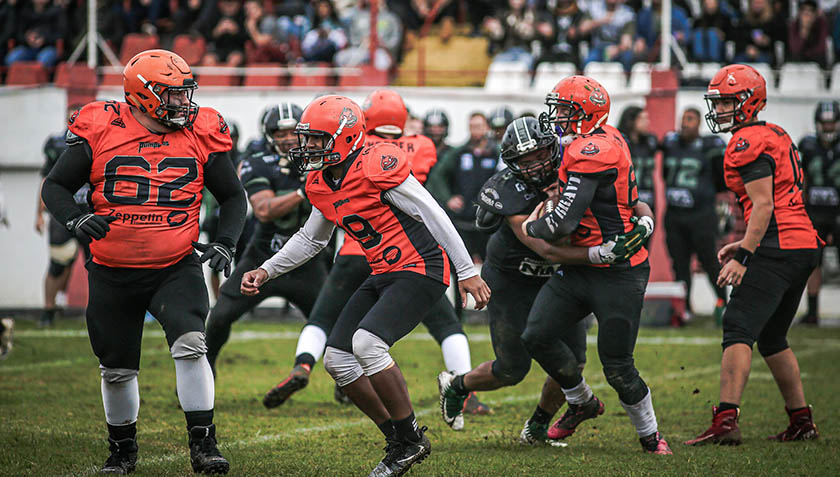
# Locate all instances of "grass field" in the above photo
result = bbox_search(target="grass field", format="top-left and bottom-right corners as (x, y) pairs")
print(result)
(1, 315), (838, 476)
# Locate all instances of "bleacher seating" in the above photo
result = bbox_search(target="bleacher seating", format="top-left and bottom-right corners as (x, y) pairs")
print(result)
(6, 62), (48, 85)
(54, 63), (97, 90)
(778, 62), (823, 94)
(483, 61), (529, 92)
(289, 63), (333, 87)
(582, 62), (626, 93)
(172, 35), (206, 67)
(532, 62), (576, 93)
(629, 62), (652, 94)
(119, 34), (161, 65)
(243, 63), (286, 87)
(831, 64), (840, 95)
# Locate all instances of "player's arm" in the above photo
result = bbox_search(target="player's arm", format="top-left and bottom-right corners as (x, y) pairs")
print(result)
(383, 175), (491, 309)
(36, 177), (47, 234)
(717, 156), (774, 287)
(524, 173), (599, 240)
(249, 189), (306, 223)
(194, 151), (248, 276)
(242, 207), (335, 295)
(507, 214), (588, 264)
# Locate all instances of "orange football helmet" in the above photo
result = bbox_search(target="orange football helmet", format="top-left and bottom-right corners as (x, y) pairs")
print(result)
(704, 64), (767, 133)
(362, 89), (408, 135)
(123, 49), (198, 129)
(542, 75), (610, 136)
(290, 95), (366, 172)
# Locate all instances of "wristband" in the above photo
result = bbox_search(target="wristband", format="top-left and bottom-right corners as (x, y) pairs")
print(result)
(296, 188), (306, 199)
(733, 247), (753, 266)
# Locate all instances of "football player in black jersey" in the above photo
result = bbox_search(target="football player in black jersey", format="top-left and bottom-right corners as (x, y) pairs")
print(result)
(35, 104), (88, 327)
(798, 100), (840, 325)
(618, 106), (658, 210)
(204, 103), (332, 399)
(661, 107), (728, 324)
(438, 116), (651, 443)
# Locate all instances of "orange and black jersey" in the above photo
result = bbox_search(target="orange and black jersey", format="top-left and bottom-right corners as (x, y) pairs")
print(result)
(41, 101), (246, 269)
(304, 142), (470, 284)
(339, 132), (439, 257)
(724, 122), (822, 250)
(526, 124), (647, 268)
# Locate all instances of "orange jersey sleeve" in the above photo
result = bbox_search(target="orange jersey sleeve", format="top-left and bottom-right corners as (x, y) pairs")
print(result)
(725, 127), (767, 169)
(67, 101), (109, 149)
(564, 135), (621, 175)
(361, 142), (411, 190)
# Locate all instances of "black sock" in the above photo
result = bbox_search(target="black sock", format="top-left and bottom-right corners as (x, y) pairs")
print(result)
(393, 412), (421, 442)
(185, 409), (214, 430)
(451, 374), (468, 395)
(789, 406), (807, 414)
(294, 353), (316, 369)
(718, 402), (739, 413)
(107, 422), (137, 441)
(807, 295), (818, 317)
(530, 406), (552, 425)
(377, 419), (396, 439)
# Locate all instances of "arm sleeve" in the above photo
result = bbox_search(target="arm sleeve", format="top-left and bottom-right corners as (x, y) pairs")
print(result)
(259, 207), (335, 278)
(383, 175), (477, 280)
(525, 173), (599, 241)
(736, 154), (774, 184)
(204, 151), (247, 249)
(41, 141), (93, 226)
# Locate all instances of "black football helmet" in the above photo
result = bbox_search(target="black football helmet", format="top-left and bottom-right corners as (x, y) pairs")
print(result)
(262, 102), (303, 156)
(500, 116), (560, 190)
(489, 106), (514, 130)
(423, 108), (449, 143)
(814, 100), (839, 144)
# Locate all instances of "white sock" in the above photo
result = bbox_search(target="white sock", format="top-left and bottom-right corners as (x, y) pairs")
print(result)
(175, 356), (215, 412)
(561, 377), (594, 405)
(295, 325), (328, 364)
(441, 333), (472, 375)
(102, 377), (139, 426)
(620, 388), (658, 437)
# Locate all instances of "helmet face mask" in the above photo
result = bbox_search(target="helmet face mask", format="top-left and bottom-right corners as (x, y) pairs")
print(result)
(543, 98), (586, 137)
(541, 76), (610, 136)
(153, 84), (198, 128)
(704, 92), (748, 133)
(501, 117), (560, 189)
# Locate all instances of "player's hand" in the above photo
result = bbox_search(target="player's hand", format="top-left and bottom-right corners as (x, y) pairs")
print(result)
(717, 259), (746, 288)
(717, 240), (742, 265)
(35, 214), (45, 235)
(67, 214), (117, 240)
(241, 268), (269, 296)
(192, 241), (234, 277)
(521, 200), (545, 237)
(459, 275), (491, 311)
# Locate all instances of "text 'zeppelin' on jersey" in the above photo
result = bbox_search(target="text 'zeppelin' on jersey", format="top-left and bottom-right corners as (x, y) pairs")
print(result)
(723, 122), (822, 250)
(559, 124), (648, 267)
(68, 101), (232, 268)
(305, 141), (451, 284)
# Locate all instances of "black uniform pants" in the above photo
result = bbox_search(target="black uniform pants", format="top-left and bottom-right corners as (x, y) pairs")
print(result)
(665, 209), (726, 307)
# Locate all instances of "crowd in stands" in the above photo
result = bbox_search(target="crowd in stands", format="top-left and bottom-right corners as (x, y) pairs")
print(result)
(1, 0), (839, 79)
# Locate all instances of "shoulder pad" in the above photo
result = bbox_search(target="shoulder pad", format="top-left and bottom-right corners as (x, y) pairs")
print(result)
(194, 107), (233, 155)
(726, 126), (767, 168)
(565, 136), (618, 173)
(475, 206), (503, 234)
(663, 131), (679, 145)
(361, 142), (410, 190)
(67, 102), (107, 144)
(798, 135), (818, 151)
(477, 168), (540, 216)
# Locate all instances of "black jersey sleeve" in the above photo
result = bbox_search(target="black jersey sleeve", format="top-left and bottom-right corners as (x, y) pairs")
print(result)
(238, 153), (274, 197)
(476, 169), (542, 216)
(205, 151), (247, 249)
(42, 140), (93, 226)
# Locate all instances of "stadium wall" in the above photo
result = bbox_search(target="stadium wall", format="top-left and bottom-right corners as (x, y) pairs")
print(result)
(0, 86), (829, 308)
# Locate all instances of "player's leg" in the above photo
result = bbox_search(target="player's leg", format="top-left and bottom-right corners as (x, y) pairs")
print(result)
(692, 211), (727, 323)
(686, 252), (790, 446)
(42, 217), (77, 326)
(664, 212), (694, 318)
(757, 249), (820, 441)
(803, 219), (832, 324)
(545, 319), (591, 441)
(85, 262), (149, 473)
(205, 252), (267, 374)
(354, 272), (445, 476)
(421, 294), (492, 415)
(151, 254), (228, 474)
(275, 254), (371, 406)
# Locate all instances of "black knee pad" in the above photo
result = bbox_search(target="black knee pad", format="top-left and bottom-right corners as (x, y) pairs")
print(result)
(48, 260), (68, 277)
(490, 358), (530, 386)
(603, 364), (647, 404)
(757, 338), (789, 357)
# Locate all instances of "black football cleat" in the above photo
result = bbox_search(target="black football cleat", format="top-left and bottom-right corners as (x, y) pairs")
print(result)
(188, 425), (229, 475)
(100, 437), (137, 474)
(263, 364), (310, 408)
(382, 426), (431, 477)
(367, 437), (402, 477)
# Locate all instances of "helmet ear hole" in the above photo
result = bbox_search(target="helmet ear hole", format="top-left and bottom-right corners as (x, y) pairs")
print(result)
(346, 135), (353, 143)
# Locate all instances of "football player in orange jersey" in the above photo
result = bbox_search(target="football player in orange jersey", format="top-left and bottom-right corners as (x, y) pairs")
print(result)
(521, 76), (671, 455)
(41, 49), (246, 474)
(240, 95), (490, 476)
(685, 64), (823, 446)
(263, 89), (493, 416)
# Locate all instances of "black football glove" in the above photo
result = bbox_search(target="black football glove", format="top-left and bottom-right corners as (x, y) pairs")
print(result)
(192, 241), (234, 277)
(611, 216), (654, 262)
(66, 214), (117, 241)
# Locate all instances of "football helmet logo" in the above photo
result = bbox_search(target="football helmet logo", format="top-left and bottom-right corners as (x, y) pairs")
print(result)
(588, 88), (607, 106)
(543, 75), (610, 136)
(339, 107), (358, 129)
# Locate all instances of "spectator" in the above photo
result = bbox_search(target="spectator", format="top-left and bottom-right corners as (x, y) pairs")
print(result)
(334, 0), (402, 70)
(0, 0), (18, 62)
(301, 0), (347, 63)
(617, 105), (658, 210)
(731, 0), (784, 64)
(245, 0), (298, 63)
(427, 112), (499, 264)
(537, 0), (594, 68)
(787, 0), (828, 67)
(388, 0), (457, 50)
(834, 13), (840, 64)
(691, 0), (732, 62)
(483, 0), (553, 69)
(198, 0), (248, 67)
(634, 0), (691, 63)
(171, 0), (204, 35)
(100, 0), (149, 51)
(583, 0), (637, 72)
(256, 0), (309, 54)
(5, 0), (68, 68)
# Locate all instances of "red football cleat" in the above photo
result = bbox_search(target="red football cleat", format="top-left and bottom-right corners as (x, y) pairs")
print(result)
(768, 406), (819, 442)
(547, 396), (605, 440)
(684, 407), (741, 446)
(641, 431), (673, 455)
